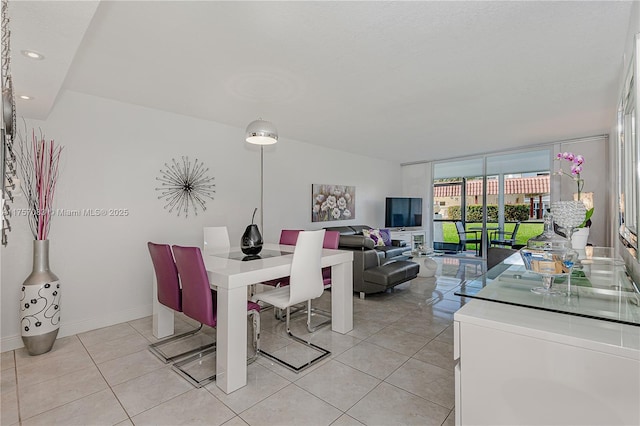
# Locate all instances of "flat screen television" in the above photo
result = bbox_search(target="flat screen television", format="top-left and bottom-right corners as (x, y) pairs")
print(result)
(385, 197), (423, 228)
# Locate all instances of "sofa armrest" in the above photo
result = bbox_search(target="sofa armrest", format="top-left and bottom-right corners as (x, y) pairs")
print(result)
(391, 239), (407, 247)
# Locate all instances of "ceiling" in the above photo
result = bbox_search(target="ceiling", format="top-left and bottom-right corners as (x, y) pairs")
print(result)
(7, 1), (633, 163)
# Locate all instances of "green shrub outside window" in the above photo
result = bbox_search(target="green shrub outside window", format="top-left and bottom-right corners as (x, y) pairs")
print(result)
(447, 204), (530, 222)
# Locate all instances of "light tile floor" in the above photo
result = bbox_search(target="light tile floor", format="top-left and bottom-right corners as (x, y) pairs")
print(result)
(1, 256), (482, 426)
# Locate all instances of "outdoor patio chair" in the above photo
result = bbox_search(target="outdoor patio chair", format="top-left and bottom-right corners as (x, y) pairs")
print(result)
(490, 222), (521, 248)
(455, 221), (481, 256)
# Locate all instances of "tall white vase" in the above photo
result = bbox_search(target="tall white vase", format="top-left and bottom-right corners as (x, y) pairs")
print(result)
(21, 239), (61, 355)
(571, 227), (590, 250)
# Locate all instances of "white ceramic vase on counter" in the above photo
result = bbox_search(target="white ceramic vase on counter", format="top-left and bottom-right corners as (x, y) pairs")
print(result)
(571, 227), (590, 250)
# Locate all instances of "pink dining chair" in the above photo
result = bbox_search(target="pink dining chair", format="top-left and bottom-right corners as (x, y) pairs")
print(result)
(170, 245), (261, 388)
(280, 229), (302, 246)
(261, 229), (303, 289)
(147, 242), (214, 363)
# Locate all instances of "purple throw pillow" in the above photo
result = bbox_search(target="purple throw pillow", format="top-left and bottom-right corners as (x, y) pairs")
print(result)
(379, 228), (392, 246)
(362, 229), (385, 246)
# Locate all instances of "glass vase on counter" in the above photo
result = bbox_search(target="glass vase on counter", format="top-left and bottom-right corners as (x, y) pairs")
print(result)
(521, 213), (577, 296)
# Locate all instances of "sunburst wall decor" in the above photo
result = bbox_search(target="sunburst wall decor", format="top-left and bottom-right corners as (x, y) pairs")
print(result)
(155, 156), (215, 217)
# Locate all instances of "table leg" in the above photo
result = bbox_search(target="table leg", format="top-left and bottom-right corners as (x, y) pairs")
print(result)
(330, 261), (353, 334)
(152, 274), (174, 338)
(216, 285), (248, 394)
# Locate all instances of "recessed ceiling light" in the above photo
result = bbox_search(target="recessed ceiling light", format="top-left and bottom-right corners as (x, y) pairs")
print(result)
(19, 95), (33, 100)
(21, 50), (45, 60)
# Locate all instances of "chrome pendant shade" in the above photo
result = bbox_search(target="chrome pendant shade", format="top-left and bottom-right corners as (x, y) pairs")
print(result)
(245, 119), (278, 145)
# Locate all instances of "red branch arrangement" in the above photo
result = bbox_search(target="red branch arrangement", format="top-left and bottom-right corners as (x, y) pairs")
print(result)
(17, 129), (63, 240)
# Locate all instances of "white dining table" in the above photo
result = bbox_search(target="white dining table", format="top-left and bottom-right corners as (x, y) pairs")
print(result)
(152, 243), (354, 394)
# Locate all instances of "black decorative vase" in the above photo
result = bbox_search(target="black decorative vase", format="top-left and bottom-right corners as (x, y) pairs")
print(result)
(241, 224), (263, 255)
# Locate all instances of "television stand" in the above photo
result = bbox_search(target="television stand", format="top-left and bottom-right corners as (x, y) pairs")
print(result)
(390, 229), (425, 251)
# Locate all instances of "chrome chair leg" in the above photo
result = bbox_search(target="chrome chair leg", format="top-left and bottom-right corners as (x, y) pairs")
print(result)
(258, 306), (331, 373)
(171, 346), (217, 388)
(306, 300), (331, 333)
(276, 303), (303, 320)
(277, 292), (328, 328)
(172, 310), (262, 388)
(148, 323), (215, 364)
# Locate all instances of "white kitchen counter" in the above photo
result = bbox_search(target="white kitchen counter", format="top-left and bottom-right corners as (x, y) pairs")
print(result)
(454, 253), (640, 426)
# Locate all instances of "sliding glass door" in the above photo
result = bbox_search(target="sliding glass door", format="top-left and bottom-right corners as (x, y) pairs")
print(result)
(433, 158), (485, 254)
(486, 150), (550, 252)
(432, 149), (551, 257)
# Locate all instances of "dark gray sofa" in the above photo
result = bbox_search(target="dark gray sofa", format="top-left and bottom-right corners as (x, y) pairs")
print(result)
(324, 225), (420, 297)
(323, 225), (408, 260)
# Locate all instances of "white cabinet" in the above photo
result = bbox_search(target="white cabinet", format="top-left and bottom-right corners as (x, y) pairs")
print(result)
(390, 230), (425, 250)
(454, 300), (640, 426)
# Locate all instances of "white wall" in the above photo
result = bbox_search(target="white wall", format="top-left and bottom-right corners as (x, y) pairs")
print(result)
(1, 90), (401, 351)
(401, 163), (432, 241)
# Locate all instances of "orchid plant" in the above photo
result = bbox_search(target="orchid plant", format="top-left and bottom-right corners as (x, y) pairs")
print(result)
(555, 151), (593, 227)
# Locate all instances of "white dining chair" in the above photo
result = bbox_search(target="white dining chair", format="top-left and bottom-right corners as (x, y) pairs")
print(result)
(203, 226), (230, 254)
(250, 229), (330, 372)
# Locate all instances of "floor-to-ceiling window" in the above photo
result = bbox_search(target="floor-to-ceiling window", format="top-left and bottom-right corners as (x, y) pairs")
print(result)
(432, 149), (551, 256)
(433, 158), (484, 254)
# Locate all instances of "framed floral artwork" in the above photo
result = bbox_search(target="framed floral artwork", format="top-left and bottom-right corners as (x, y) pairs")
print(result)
(312, 184), (355, 222)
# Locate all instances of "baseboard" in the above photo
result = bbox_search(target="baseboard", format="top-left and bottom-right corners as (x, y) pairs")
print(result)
(1, 335), (24, 353)
(1, 304), (153, 353)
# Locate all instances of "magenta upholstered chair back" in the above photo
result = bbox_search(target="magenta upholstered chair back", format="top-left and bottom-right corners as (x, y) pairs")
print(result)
(321, 231), (340, 285)
(148, 242), (182, 312)
(171, 245), (217, 328)
(279, 229), (302, 245)
(323, 231), (340, 249)
(264, 229), (302, 287)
